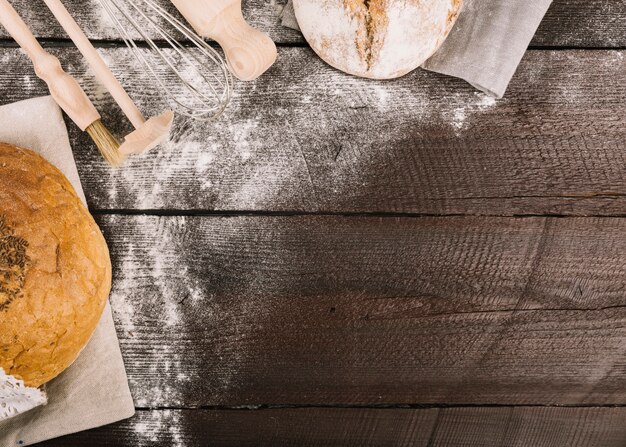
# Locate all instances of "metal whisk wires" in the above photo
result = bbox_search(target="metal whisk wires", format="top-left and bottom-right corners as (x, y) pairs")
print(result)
(96, 0), (232, 121)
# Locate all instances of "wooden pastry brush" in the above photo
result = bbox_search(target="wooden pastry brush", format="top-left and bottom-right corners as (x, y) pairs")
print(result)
(42, 0), (174, 156)
(0, 0), (124, 166)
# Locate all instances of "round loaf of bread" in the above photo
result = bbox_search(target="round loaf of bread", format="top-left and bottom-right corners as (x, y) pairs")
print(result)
(293, 0), (463, 79)
(0, 143), (111, 389)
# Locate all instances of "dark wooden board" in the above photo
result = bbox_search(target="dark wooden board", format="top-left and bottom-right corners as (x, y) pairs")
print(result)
(1, 48), (625, 215)
(5, 0), (626, 48)
(91, 215), (626, 407)
(38, 407), (626, 447)
(2, 1), (626, 444)
(534, 0), (626, 48)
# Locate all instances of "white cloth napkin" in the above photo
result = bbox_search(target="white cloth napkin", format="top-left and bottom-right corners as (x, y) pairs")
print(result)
(281, 0), (554, 97)
(0, 96), (135, 446)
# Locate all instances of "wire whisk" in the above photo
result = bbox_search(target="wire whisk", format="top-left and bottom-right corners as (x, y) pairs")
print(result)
(96, 0), (233, 121)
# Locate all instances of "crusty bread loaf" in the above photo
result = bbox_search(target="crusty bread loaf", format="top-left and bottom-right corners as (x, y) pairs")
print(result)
(293, 0), (463, 79)
(0, 143), (111, 388)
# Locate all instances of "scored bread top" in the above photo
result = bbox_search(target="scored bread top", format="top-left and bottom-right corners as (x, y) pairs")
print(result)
(294, 0), (463, 79)
(0, 143), (111, 388)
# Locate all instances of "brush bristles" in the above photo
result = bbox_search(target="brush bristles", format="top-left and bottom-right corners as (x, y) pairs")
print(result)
(86, 120), (125, 167)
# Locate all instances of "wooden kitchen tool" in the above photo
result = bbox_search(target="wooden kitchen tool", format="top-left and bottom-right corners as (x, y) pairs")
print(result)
(42, 0), (173, 156)
(0, 0), (123, 165)
(170, 0), (277, 81)
(94, 0), (232, 121)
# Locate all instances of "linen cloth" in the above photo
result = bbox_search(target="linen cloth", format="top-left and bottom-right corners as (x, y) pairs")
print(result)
(280, 0), (554, 97)
(0, 96), (135, 446)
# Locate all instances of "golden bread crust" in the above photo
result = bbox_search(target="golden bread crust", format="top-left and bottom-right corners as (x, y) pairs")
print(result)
(0, 143), (111, 387)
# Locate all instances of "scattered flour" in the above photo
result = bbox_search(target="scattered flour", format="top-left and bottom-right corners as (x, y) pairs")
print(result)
(90, 1), (125, 37)
(129, 409), (184, 447)
(452, 107), (466, 130)
(604, 50), (625, 68)
(90, 43), (505, 427)
(87, 68), (110, 102)
(375, 85), (389, 109)
(196, 149), (216, 172)
(226, 163), (284, 208)
(109, 252), (138, 334)
(231, 119), (258, 155)
(163, 296), (182, 327)
(101, 107), (306, 209)
(109, 215), (204, 410)
(108, 215), (290, 413)
(108, 212), (288, 407)
(477, 94), (497, 108)
(21, 74), (36, 93)
(98, 101), (312, 210)
(447, 92), (498, 134)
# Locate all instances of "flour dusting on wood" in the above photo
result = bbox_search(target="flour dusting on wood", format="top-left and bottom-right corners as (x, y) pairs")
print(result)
(18, 46), (526, 214)
(129, 409), (185, 447)
(107, 216), (293, 408)
(448, 92), (497, 134)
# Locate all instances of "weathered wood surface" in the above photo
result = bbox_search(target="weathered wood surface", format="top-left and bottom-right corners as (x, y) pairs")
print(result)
(91, 215), (626, 407)
(2, 1), (626, 444)
(39, 407), (626, 447)
(5, 0), (626, 48)
(1, 47), (625, 215)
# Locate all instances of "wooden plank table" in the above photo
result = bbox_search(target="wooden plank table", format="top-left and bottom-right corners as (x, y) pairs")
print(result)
(2, 0), (626, 445)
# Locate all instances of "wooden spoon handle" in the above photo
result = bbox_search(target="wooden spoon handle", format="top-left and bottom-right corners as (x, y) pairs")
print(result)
(0, 0), (99, 131)
(171, 0), (277, 81)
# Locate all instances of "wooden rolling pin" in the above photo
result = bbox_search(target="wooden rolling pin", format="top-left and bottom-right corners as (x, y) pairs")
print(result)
(170, 0), (277, 81)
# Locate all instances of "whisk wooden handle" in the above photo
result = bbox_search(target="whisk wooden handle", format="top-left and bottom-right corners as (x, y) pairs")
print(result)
(171, 0), (277, 81)
(0, 0), (99, 131)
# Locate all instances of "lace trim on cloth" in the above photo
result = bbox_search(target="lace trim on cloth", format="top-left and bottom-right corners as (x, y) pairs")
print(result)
(0, 367), (47, 421)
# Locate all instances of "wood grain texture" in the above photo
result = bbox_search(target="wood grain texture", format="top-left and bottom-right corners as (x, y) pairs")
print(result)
(4, 0), (626, 47)
(37, 407), (626, 447)
(89, 215), (626, 407)
(1, 3), (625, 444)
(1, 47), (625, 215)
(533, 0), (626, 48)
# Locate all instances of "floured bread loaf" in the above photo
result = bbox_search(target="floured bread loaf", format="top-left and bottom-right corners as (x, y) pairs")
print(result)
(293, 0), (463, 79)
(0, 143), (111, 419)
